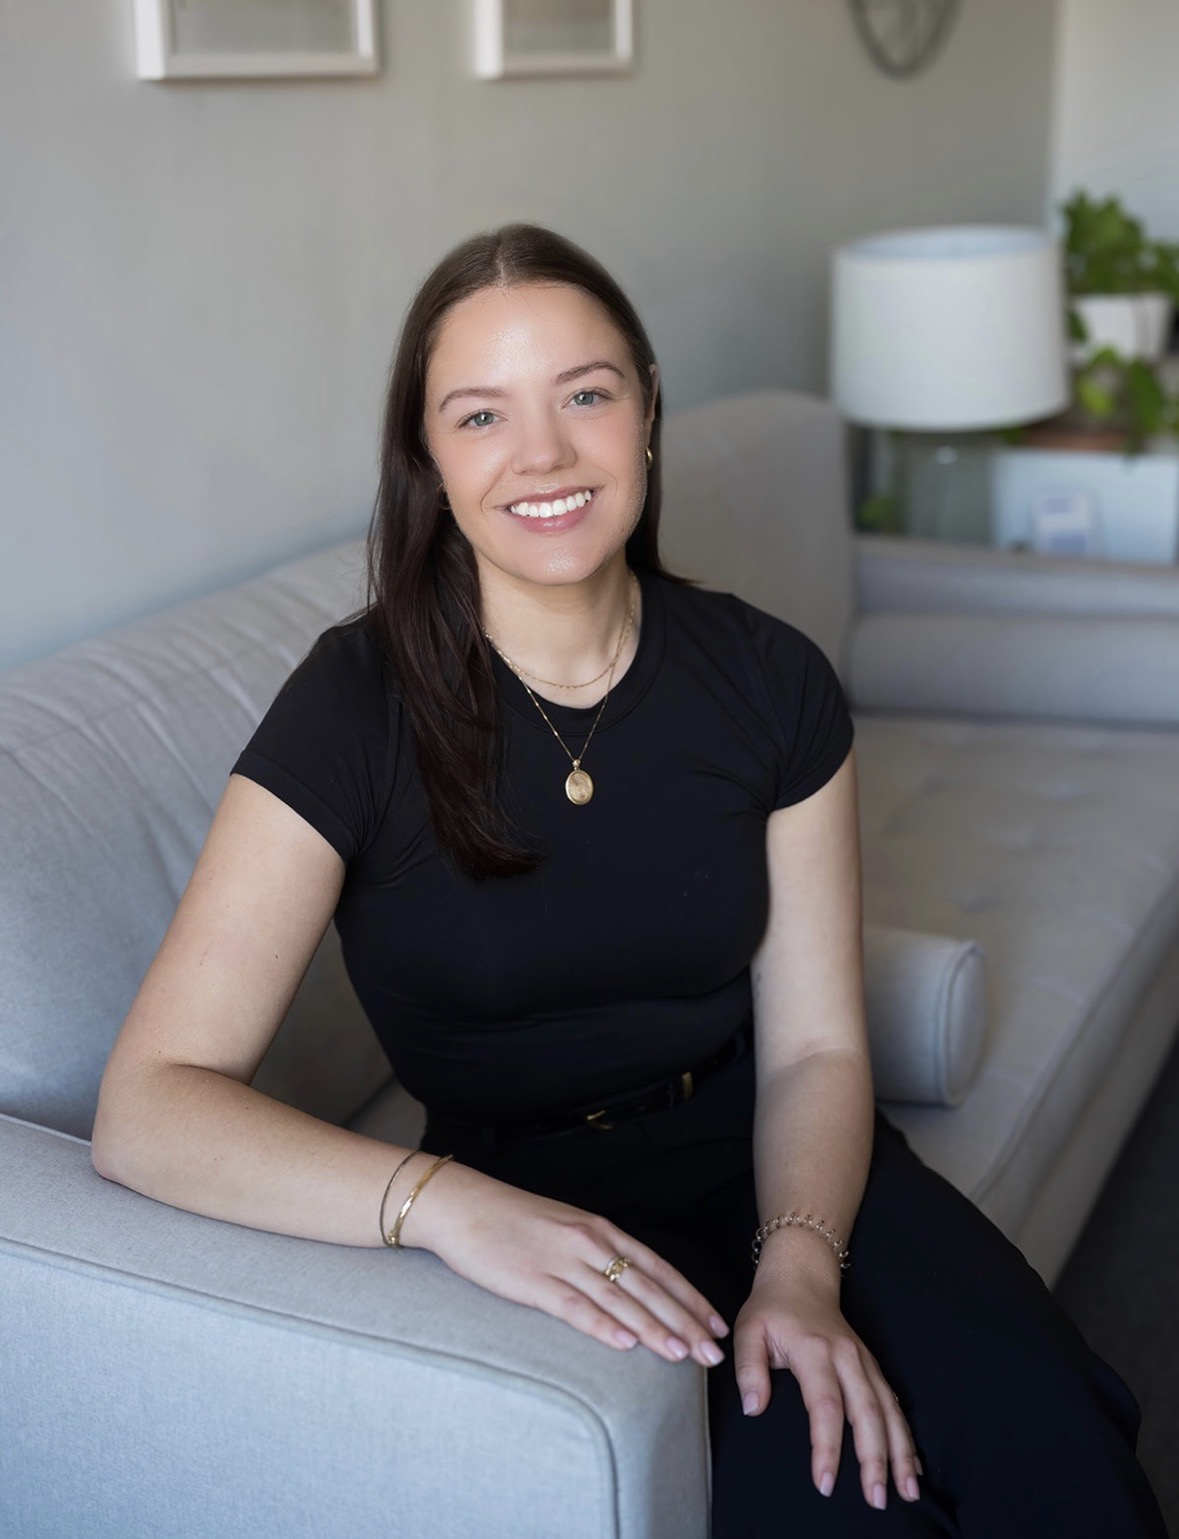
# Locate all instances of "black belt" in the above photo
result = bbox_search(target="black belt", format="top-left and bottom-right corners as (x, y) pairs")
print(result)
(432, 1022), (753, 1147)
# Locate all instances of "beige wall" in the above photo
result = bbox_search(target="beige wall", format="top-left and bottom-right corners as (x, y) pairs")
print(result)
(1051, 0), (1179, 239)
(0, 0), (1058, 668)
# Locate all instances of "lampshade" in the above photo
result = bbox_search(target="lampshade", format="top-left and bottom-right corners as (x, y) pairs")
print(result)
(830, 226), (1070, 431)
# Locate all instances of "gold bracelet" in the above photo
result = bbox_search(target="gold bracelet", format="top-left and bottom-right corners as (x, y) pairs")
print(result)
(388, 1153), (455, 1250)
(378, 1151), (422, 1247)
(752, 1211), (850, 1271)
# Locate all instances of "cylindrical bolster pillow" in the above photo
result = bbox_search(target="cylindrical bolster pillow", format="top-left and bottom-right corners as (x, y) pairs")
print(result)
(863, 924), (988, 1106)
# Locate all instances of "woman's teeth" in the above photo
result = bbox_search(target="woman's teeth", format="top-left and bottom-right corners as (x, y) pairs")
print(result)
(508, 489), (594, 519)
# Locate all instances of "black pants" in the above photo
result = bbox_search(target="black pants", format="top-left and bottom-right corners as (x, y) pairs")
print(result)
(425, 1048), (1167, 1537)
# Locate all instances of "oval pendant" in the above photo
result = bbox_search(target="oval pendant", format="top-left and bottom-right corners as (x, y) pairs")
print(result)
(565, 768), (594, 805)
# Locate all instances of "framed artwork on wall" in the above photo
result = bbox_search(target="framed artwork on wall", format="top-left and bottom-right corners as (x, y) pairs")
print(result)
(473, 0), (634, 79)
(132, 0), (379, 80)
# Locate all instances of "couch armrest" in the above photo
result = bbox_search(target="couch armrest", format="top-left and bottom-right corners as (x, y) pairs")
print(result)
(847, 612), (1179, 726)
(855, 535), (1179, 620)
(849, 539), (1179, 724)
(0, 1118), (708, 1539)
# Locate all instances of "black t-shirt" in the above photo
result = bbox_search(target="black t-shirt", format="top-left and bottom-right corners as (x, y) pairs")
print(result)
(234, 569), (853, 1119)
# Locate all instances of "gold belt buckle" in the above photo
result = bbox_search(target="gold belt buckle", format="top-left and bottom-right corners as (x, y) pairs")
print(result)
(584, 1108), (614, 1132)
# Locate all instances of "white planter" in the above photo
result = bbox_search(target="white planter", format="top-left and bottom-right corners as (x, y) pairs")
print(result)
(1071, 292), (1174, 365)
(990, 445), (1179, 564)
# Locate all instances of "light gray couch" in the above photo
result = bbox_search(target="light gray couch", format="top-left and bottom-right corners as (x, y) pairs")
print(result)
(3, 389), (1178, 1539)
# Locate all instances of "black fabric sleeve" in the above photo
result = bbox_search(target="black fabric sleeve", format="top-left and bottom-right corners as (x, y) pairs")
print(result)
(232, 620), (394, 862)
(747, 611), (855, 810)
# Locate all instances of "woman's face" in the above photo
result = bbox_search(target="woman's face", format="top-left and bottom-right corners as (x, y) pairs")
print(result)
(423, 281), (657, 597)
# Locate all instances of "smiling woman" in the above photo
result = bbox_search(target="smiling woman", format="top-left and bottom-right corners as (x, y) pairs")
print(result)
(92, 225), (1167, 1538)
(425, 284), (654, 595)
(363, 225), (671, 876)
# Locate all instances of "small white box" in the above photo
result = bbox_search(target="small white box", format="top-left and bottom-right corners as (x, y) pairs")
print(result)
(990, 447), (1179, 564)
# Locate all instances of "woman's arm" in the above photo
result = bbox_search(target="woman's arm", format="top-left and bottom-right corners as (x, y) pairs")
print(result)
(93, 775), (729, 1369)
(92, 773), (418, 1246)
(733, 749), (921, 1509)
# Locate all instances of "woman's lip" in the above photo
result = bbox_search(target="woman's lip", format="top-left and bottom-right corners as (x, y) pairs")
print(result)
(500, 497), (593, 533)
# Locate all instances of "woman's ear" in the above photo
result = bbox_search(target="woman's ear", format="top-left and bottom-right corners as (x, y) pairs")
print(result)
(645, 364), (660, 431)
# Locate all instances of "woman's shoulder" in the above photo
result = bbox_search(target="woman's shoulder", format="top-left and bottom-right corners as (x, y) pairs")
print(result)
(235, 611), (398, 862)
(656, 576), (853, 808)
(288, 611), (387, 689)
(266, 611), (398, 727)
(656, 574), (830, 669)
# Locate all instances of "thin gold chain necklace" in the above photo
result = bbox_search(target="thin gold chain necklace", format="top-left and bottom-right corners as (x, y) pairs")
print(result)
(485, 574), (638, 806)
(493, 648), (617, 692)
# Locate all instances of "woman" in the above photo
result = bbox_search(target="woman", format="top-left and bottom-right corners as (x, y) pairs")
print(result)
(93, 224), (1165, 1536)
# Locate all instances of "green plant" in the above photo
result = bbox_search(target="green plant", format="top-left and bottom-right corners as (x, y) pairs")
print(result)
(1058, 192), (1179, 450)
(1063, 192), (1179, 302)
(1072, 345), (1179, 449)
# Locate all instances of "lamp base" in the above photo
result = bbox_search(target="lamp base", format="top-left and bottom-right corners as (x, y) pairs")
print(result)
(886, 433), (997, 547)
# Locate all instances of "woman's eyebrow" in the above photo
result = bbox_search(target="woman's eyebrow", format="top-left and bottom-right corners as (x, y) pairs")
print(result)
(437, 361), (625, 414)
(554, 360), (625, 385)
(437, 384), (506, 414)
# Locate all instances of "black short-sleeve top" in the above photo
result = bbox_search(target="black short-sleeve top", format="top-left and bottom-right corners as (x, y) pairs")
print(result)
(233, 569), (854, 1119)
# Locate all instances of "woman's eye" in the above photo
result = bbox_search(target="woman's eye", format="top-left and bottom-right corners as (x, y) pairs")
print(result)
(462, 410), (497, 429)
(571, 389), (603, 407)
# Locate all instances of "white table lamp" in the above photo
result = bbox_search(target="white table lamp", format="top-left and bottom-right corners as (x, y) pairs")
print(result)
(830, 226), (1070, 539)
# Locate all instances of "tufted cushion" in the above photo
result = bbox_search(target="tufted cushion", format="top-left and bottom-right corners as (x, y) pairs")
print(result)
(855, 713), (1179, 1232)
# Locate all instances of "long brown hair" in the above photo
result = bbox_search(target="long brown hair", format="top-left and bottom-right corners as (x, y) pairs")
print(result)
(366, 224), (674, 879)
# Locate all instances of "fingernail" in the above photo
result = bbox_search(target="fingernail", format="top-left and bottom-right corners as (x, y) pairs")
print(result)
(872, 1483), (887, 1511)
(667, 1337), (689, 1360)
(819, 1472), (835, 1498)
(613, 1328), (637, 1348)
(710, 1314), (729, 1336)
(700, 1342), (724, 1367)
(905, 1476), (920, 1502)
(742, 1391), (759, 1416)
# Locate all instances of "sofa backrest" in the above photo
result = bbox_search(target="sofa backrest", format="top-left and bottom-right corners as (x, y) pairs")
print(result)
(659, 390), (855, 678)
(0, 541), (389, 1138)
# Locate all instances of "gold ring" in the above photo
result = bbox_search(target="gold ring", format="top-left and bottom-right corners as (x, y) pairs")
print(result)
(603, 1255), (633, 1284)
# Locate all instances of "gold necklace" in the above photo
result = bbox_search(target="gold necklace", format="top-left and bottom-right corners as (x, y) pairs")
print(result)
(485, 574), (638, 806)
(498, 652), (617, 692)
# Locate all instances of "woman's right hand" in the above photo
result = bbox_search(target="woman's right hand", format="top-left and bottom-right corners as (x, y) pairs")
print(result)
(399, 1158), (730, 1369)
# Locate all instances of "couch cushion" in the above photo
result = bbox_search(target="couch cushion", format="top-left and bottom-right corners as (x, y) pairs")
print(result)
(0, 541), (388, 1138)
(855, 712), (1179, 1237)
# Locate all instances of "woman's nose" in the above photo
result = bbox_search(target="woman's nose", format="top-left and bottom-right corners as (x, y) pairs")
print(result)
(511, 410), (573, 476)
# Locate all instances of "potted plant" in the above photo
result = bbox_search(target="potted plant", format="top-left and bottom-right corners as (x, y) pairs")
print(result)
(990, 194), (1179, 563)
(1022, 193), (1179, 453)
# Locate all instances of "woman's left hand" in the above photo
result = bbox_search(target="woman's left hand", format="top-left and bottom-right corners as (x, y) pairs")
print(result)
(732, 1265), (922, 1511)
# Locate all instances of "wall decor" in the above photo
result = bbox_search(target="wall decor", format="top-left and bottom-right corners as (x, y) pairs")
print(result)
(133, 0), (379, 80)
(848, 0), (959, 80)
(473, 0), (633, 79)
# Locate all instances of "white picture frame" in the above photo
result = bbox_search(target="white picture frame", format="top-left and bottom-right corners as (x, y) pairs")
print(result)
(473, 0), (634, 79)
(132, 0), (379, 81)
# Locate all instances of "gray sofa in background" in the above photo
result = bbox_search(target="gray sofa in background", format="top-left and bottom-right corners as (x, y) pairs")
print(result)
(3, 389), (1178, 1538)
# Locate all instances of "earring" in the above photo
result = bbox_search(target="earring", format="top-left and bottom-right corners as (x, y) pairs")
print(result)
(645, 447), (654, 468)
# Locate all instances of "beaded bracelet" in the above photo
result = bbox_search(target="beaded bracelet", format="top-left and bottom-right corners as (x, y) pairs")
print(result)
(384, 1153), (455, 1250)
(752, 1211), (850, 1271)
